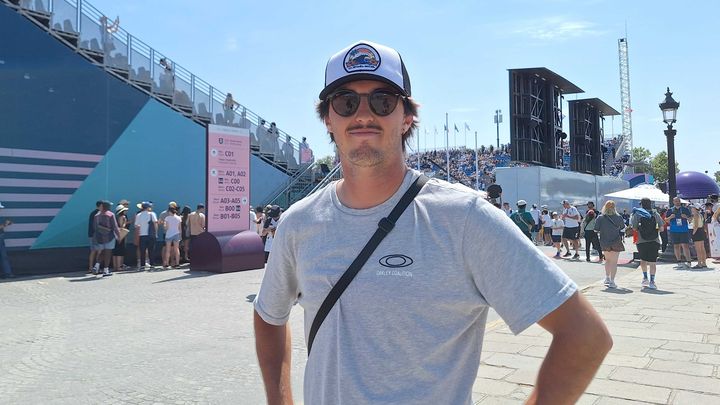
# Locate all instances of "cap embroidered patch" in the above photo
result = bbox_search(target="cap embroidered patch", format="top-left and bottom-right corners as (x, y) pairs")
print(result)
(344, 44), (381, 72)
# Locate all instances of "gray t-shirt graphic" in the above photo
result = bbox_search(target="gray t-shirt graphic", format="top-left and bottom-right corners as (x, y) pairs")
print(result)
(254, 169), (577, 405)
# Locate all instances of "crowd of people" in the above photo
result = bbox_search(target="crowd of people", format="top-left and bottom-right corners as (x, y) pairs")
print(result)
(406, 145), (527, 189)
(498, 194), (720, 290)
(87, 200), (206, 277)
(602, 136), (631, 177)
(404, 135), (632, 191)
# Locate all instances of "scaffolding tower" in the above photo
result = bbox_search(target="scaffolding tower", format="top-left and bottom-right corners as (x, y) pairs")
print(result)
(618, 37), (633, 173)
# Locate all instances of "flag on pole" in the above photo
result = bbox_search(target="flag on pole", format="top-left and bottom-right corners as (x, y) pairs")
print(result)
(454, 124), (459, 132)
(444, 124), (448, 132)
(464, 122), (470, 131)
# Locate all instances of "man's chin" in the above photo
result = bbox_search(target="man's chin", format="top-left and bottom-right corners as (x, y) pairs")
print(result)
(346, 146), (384, 167)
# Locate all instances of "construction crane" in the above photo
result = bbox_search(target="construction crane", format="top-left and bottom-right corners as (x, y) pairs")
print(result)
(618, 37), (633, 173)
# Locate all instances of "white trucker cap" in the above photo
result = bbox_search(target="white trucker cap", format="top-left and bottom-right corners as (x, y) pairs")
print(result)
(319, 40), (411, 100)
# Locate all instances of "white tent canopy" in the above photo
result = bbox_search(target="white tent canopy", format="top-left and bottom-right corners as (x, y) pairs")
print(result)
(604, 184), (689, 204)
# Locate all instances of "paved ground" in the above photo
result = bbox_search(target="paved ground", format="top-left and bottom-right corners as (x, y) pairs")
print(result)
(0, 246), (717, 404)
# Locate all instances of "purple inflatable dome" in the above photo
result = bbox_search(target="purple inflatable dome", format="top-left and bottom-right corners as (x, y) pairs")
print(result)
(676, 171), (720, 199)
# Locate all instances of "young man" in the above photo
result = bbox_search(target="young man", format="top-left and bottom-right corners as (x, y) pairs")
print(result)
(631, 198), (664, 289)
(502, 201), (513, 217)
(582, 202), (603, 263)
(561, 200), (582, 259)
(254, 40), (611, 405)
(666, 197), (692, 268)
(88, 200), (102, 273)
(92, 200), (120, 277)
(551, 211), (565, 258)
(510, 200), (535, 240)
(529, 203), (541, 244)
(134, 202), (158, 269)
(187, 204), (206, 260)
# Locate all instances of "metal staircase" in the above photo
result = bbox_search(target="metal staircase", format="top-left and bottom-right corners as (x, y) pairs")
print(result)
(3, 0), (313, 181)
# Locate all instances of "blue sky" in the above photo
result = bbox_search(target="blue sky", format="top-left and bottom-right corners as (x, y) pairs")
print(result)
(90, 0), (719, 176)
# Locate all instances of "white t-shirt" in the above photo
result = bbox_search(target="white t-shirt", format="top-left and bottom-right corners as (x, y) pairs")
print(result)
(541, 214), (552, 227)
(563, 206), (580, 227)
(264, 217), (277, 253)
(134, 211), (158, 236)
(249, 211), (257, 231)
(254, 170), (577, 405)
(164, 214), (181, 238)
(551, 219), (565, 236)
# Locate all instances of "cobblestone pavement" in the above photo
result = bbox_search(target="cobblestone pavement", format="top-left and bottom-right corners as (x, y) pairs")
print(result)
(472, 261), (720, 404)
(1, 256), (718, 404)
(0, 266), (305, 404)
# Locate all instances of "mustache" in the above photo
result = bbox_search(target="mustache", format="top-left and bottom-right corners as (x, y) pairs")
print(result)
(347, 124), (382, 131)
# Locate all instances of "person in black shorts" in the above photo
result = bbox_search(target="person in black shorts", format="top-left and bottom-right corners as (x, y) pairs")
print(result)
(690, 204), (708, 268)
(560, 200), (582, 259)
(631, 198), (663, 289)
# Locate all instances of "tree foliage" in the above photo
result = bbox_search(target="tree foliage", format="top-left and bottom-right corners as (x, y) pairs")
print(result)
(650, 151), (680, 184)
(315, 155), (335, 167)
(714, 170), (720, 185)
(631, 147), (654, 175)
(632, 147), (652, 165)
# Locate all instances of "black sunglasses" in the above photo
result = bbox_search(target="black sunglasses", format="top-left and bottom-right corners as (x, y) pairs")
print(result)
(328, 89), (405, 117)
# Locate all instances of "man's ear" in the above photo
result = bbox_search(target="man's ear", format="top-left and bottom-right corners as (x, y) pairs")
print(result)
(402, 114), (414, 134)
(324, 116), (332, 133)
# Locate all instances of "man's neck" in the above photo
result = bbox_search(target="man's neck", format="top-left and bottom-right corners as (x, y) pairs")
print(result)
(336, 159), (408, 209)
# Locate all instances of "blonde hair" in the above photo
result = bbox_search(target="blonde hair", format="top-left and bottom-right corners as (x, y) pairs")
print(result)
(601, 200), (618, 216)
(691, 206), (704, 229)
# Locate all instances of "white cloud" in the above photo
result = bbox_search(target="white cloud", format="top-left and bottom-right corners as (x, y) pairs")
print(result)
(225, 36), (238, 52)
(510, 16), (606, 41)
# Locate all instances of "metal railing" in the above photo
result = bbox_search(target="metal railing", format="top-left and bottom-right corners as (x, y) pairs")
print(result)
(264, 162), (318, 206)
(6, 0), (311, 175)
(308, 163), (342, 196)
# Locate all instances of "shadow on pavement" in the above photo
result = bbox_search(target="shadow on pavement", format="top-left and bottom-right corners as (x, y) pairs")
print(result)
(640, 288), (674, 295)
(152, 270), (215, 284)
(68, 276), (104, 282)
(603, 287), (633, 294)
(673, 267), (715, 273)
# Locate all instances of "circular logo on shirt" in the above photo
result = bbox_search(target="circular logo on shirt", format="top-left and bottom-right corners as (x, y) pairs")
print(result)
(379, 254), (413, 268)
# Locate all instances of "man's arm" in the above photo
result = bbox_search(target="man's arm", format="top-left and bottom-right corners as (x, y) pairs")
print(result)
(526, 292), (612, 405)
(254, 310), (294, 405)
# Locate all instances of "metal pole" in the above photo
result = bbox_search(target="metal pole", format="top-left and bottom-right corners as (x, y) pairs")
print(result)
(446, 113), (450, 182)
(496, 110), (501, 149)
(475, 131), (479, 190)
(659, 124), (678, 262)
(666, 125), (677, 205)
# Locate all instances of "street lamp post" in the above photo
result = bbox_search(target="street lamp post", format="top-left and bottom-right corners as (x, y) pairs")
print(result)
(494, 109), (502, 149)
(659, 87), (680, 206)
(658, 87), (679, 263)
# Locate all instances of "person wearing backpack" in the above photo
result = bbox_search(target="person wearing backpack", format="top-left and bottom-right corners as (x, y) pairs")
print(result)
(510, 200), (535, 240)
(92, 200), (120, 277)
(582, 205), (603, 263)
(631, 198), (664, 289)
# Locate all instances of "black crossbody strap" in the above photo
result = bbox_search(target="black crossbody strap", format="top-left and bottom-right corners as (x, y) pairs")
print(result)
(307, 174), (429, 356)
